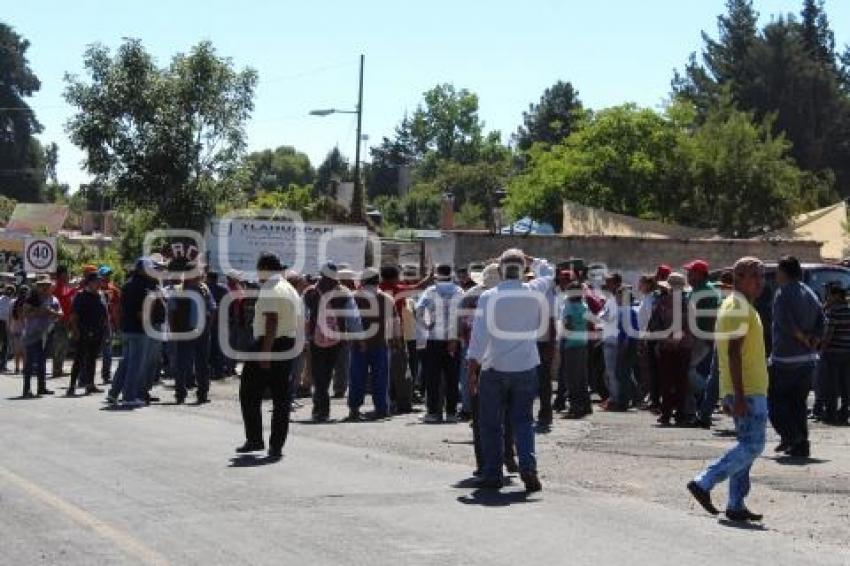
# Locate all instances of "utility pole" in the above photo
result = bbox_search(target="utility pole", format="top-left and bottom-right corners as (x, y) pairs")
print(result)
(352, 54), (365, 223)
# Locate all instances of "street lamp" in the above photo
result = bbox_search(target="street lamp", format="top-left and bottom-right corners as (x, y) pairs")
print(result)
(309, 54), (366, 223)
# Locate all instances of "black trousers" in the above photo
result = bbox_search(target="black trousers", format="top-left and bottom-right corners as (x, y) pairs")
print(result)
(406, 341), (421, 393)
(768, 362), (814, 447)
(822, 352), (850, 421)
(69, 334), (101, 391)
(423, 340), (459, 416)
(239, 338), (295, 451)
(310, 344), (340, 418)
(537, 342), (553, 423)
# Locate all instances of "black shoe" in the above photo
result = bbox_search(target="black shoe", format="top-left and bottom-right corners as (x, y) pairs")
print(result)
(86, 386), (103, 395)
(774, 441), (790, 453)
(366, 411), (389, 421)
(504, 458), (520, 474)
(196, 395), (210, 404)
(22, 391), (36, 399)
(687, 481), (720, 515)
(37, 389), (54, 396)
(236, 442), (265, 453)
(787, 441), (810, 459)
(64, 389), (77, 397)
(725, 507), (763, 522)
(175, 395), (186, 405)
(521, 471), (543, 493)
(343, 410), (362, 422)
(267, 448), (283, 461)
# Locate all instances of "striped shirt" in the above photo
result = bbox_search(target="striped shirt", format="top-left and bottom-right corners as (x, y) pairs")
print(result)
(824, 303), (850, 355)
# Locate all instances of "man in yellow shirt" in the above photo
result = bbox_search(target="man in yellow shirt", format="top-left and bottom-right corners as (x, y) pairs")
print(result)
(237, 252), (303, 462)
(688, 257), (768, 523)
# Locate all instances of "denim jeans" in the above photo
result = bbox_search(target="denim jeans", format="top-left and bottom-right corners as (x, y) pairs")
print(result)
(479, 367), (538, 481)
(695, 395), (767, 511)
(768, 361), (815, 446)
(349, 344), (389, 414)
(175, 330), (210, 399)
(109, 332), (148, 402)
(686, 339), (712, 415)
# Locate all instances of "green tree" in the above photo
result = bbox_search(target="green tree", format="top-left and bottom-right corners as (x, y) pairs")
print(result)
(514, 81), (584, 151)
(682, 98), (804, 236)
(801, 0), (835, 64)
(244, 145), (314, 194)
(410, 84), (484, 163)
(315, 147), (350, 196)
(0, 23), (46, 202)
(64, 39), (257, 232)
(366, 115), (417, 199)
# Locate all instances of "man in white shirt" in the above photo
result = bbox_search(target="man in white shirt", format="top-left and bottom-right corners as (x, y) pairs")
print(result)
(416, 264), (463, 423)
(467, 249), (552, 492)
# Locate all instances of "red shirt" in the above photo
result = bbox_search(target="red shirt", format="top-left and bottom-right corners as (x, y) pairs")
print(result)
(53, 281), (77, 323)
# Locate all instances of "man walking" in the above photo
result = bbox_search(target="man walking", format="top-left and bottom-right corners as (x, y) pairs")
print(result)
(237, 252), (302, 461)
(688, 257), (768, 522)
(769, 256), (824, 458)
(467, 249), (548, 492)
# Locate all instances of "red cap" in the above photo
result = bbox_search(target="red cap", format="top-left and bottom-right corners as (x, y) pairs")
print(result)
(655, 264), (672, 279)
(684, 260), (709, 275)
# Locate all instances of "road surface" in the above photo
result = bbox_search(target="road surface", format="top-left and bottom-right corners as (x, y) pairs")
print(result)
(1, 376), (846, 565)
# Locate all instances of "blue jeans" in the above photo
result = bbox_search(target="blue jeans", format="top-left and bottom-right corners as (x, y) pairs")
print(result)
(109, 332), (148, 402)
(479, 368), (538, 480)
(695, 395), (767, 511)
(349, 344), (389, 414)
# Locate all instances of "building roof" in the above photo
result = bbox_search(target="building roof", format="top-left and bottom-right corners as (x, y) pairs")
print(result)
(562, 201), (715, 240)
(766, 201), (849, 260)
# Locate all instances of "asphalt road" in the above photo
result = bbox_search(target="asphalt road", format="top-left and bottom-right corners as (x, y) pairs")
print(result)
(1, 376), (847, 566)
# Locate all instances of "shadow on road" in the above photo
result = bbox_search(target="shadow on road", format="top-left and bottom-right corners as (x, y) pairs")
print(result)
(772, 456), (830, 466)
(718, 519), (768, 532)
(229, 455), (282, 467)
(456, 488), (538, 507)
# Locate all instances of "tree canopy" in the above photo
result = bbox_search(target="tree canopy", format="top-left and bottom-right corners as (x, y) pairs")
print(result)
(243, 145), (314, 194)
(64, 39), (257, 231)
(0, 22), (47, 202)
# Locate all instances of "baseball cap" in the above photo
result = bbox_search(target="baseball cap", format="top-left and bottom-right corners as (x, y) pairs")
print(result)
(97, 265), (113, 277)
(684, 259), (709, 275)
(655, 264), (672, 280)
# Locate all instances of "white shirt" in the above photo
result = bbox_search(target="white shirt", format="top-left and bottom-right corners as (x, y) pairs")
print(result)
(467, 278), (548, 372)
(415, 281), (463, 341)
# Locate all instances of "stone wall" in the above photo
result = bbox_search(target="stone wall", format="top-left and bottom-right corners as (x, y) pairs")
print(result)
(428, 231), (823, 284)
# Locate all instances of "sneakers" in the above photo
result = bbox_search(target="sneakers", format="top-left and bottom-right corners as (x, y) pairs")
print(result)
(687, 481), (720, 515)
(725, 507), (763, 522)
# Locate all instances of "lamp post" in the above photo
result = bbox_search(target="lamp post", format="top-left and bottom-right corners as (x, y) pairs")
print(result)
(309, 54), (365, 223)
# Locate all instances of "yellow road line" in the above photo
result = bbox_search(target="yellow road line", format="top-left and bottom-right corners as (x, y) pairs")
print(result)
(0, 465), (169, 566)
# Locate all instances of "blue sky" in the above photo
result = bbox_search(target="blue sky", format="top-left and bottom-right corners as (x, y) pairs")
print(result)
(6, 0), (850, 190)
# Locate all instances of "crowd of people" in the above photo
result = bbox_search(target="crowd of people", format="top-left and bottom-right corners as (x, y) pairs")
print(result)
(1, 248), (846, 520)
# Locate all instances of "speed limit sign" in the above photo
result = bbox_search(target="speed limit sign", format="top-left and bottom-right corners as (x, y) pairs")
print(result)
(24, 237), (57, 274)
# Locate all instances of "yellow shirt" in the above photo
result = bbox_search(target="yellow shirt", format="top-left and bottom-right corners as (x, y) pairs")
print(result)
(715, 294), (769, 397)
(253, 275), (302, 339)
